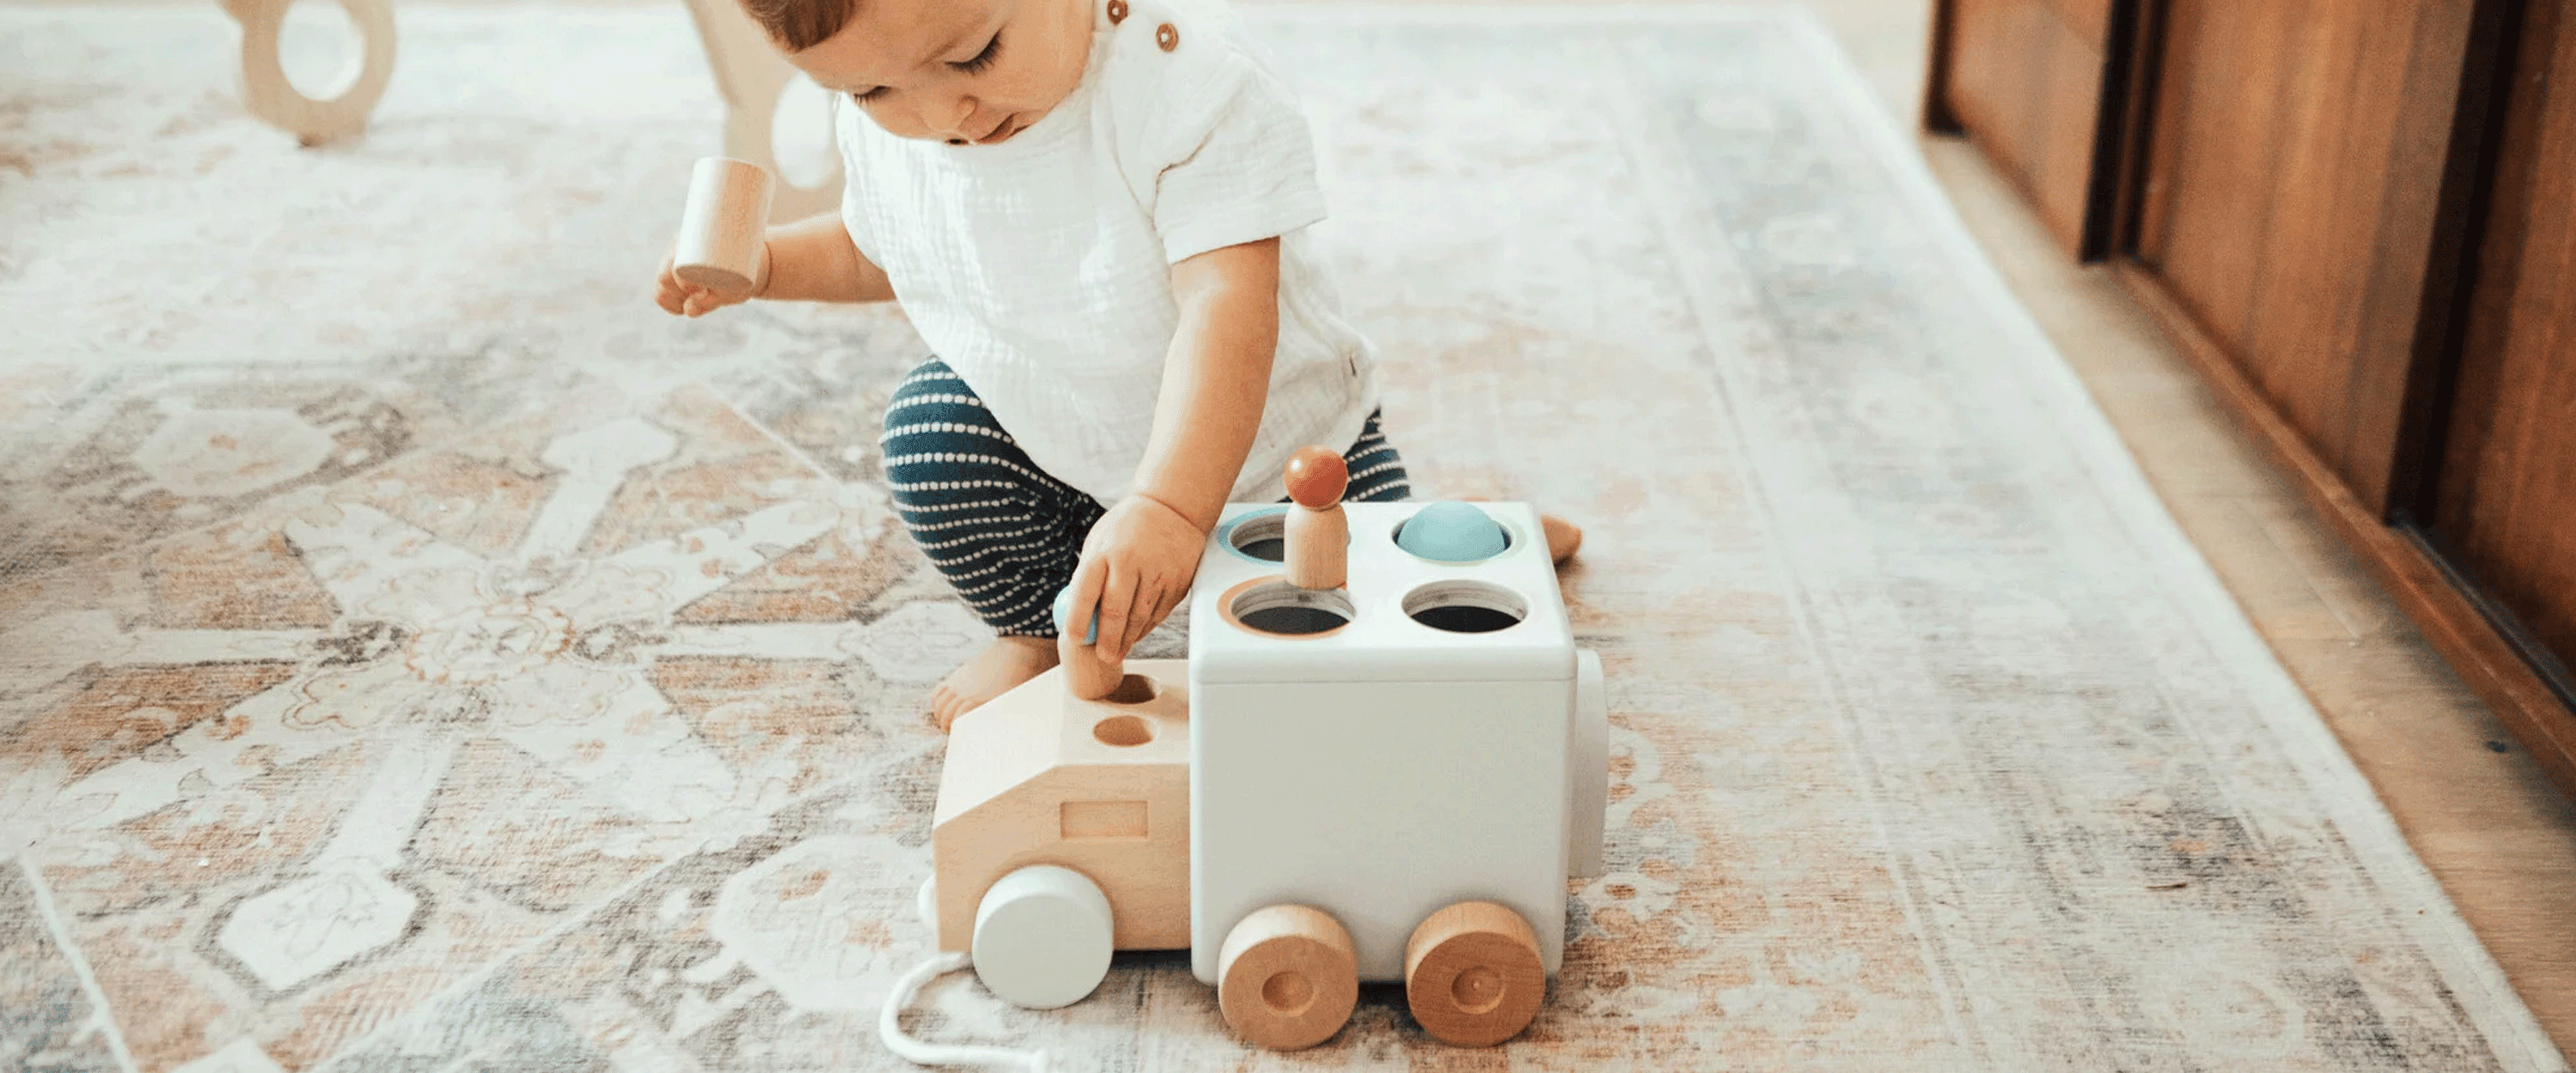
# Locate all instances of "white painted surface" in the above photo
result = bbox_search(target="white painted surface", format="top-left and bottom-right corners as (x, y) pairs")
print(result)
(971, 864), (1115, 1009)
(1188, 500), (1589, 984)
(1191, 502), (1575, 683)
(1570, 648), (1609, 880)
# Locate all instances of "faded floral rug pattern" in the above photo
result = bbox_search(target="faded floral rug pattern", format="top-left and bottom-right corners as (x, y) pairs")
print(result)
(0, 5), (2563, 1070)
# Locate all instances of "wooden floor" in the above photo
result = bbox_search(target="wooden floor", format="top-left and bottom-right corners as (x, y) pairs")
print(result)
(1742, 0), (2576, 1058)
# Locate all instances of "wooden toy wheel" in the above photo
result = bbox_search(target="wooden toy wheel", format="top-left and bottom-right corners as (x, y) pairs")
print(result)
(222, 0), (398, 146)
(1403, 901), (1545, 1046)
(970, 864), (1114, 1009)
(1218, 905), (1358, 1051)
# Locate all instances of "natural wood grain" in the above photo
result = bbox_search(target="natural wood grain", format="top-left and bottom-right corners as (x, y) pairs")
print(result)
(222, 0), (398, 146)
(671, 156), (773, 294)
(675, 0), (846, 221)
(1060, 627), (1127, 700)
(1285, 445), (1349, 590)
(2431, 0), (2576, 688)
(1401, 901), (1545, 1047)
(2165, 494), (2360, 642)
(2352, 0), (2524, 513)
(2236, 4), (2397, 485)
(2115, 265), (2576, 801)
(1933, 0), (2107, 254)
(2131, 0), (2293, 357)
(1921, 56), (2576, 1064)
(1217, 905), (1360, 1051)
(2130, 0), (2485, 513)
(934, 660), (1193, 954)
(2040, 0), (2110, 44)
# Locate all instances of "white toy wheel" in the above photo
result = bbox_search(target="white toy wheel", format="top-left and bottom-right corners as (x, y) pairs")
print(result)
(222, 0), (398, 146)
(970, 864), (1114, 1009)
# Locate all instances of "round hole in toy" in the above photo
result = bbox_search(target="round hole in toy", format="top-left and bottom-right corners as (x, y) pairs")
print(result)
(1393, 501), (1513, 564)
(1225, 510), (1287, 562)
(1262, 970), (1316, 1016)
(1226, 579), (1353, 637)
(1404, 580), (1528, 634)
(1102, 674), (1158, 706)
(277, 0), (362, 100)
(1092, 713), (1153, 748)
(768, 72), (838, 189)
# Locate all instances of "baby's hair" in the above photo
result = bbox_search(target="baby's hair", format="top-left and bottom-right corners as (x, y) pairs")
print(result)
(738, 0), (860, 52)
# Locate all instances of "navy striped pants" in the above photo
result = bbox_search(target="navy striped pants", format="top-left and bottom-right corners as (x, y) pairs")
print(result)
(880, 359), (1409, 637)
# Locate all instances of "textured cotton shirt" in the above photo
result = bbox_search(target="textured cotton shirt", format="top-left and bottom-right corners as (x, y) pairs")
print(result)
(835, 0), (1376, 505)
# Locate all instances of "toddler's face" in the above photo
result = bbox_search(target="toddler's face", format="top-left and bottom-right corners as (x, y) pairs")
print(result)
(787, 0), (1091, 146)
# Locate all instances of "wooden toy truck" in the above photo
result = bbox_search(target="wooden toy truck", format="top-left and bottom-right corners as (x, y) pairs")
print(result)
(924, 449), (1610, 1050)
(669, 160), (1609, 1052)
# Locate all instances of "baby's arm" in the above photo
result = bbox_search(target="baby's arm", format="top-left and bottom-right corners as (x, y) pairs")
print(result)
(653, 215), (895, 316)
(1138, 236), (1281, 533)
(1066, 236), (1282, 661)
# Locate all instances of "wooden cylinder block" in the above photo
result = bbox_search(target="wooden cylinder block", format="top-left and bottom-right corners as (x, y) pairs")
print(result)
(1218, 905), (1358, 1051)
(1059, 630), (1123, 702)
(1283, 445), (1349, 590)
(1283, 504), (1346, 591)
(671, 156), (775, 294)
(1403, 901), (1545, 1047)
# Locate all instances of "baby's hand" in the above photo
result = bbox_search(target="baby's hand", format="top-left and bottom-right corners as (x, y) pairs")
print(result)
(1065, 494), (1207, 664)
(652, 255), (755, 318)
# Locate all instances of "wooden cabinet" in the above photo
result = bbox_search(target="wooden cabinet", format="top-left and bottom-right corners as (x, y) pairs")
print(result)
(1924, 0), (2130, 257)
(2129, 1), (2484, 515)
(2428, 0), (2576, 704)
(1930, 0), (2576, 796)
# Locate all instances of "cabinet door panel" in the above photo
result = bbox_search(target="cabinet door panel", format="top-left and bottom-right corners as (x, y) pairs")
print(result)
(2130, 0), (2479, 511)
(2433, 0), (2576, 681)
(2043, 0), (2114, 45)
(2133, 0), (2300, 360)
(1937, 0), (2110, 255)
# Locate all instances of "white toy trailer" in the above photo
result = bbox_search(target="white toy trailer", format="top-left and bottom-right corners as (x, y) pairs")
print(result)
(925, 448), (1610, 1051)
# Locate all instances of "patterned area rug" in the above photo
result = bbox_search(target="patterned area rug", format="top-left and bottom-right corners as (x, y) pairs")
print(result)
(1, 4), (2564, 1070)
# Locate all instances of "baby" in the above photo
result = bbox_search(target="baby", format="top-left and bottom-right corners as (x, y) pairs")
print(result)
(655, 0), (1574, 729)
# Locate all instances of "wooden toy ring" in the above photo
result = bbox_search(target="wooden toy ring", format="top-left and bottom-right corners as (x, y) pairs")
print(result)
(223, 0), (398, 146)
(723, 75), (845, 222)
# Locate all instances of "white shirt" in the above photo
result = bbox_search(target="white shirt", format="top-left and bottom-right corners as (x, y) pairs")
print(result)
(835, 0), (1376, 506)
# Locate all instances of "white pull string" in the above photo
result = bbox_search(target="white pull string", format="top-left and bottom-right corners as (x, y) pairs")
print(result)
(879, 952), (1054, 1071)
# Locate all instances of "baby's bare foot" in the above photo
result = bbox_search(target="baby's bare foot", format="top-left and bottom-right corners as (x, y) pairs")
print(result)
(1541, 513), (1583, 565)
(931, 635), (1061, 732)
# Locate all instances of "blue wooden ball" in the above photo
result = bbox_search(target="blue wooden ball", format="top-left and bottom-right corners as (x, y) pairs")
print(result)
(1397, 501), (1510, 562)
(1052, 585), (1099, 646)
